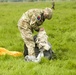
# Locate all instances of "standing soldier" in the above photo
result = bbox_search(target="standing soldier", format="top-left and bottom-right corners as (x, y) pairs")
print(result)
(18, 3), (55, 62)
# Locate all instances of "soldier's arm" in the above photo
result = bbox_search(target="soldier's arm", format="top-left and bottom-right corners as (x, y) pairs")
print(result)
(30, 14), (40, 32)
(33, 25), (40, 32)
(30, 15), (36, 26)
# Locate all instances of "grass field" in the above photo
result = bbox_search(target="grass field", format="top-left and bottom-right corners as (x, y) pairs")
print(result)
(0, 1), (76, 75)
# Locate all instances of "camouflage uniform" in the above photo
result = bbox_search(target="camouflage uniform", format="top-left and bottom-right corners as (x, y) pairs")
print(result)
(18, 8), (52, 56)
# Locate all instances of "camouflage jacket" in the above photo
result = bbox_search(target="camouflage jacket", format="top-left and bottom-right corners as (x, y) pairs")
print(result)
(18, 9), (45, 32)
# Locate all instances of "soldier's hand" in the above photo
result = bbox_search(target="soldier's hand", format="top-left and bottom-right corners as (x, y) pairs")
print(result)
(39, 28), (44, 31)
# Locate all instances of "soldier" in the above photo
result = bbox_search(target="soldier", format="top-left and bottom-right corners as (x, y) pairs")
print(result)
(18, 3), (55, 62)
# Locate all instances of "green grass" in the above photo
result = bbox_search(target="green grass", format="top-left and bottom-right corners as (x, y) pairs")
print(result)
(0, 1), (76, 75)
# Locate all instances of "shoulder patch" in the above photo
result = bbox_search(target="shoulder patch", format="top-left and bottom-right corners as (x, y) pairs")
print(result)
(37, 16), (41, 20)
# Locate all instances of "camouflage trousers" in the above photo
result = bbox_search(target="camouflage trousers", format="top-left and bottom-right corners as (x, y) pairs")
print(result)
(18, 22), (35, 56)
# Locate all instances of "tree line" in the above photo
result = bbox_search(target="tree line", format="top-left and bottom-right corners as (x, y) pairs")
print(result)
(0, 0), (50, 2)
(0, 0), (75, 2)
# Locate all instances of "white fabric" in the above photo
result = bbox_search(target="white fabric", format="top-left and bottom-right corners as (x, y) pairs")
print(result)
(36, 30), (51, 50)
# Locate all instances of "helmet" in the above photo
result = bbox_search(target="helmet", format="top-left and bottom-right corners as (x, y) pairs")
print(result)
(44, 8), (53, 19)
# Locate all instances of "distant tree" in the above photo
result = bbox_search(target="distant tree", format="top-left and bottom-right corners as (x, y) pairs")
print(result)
(0, 0), (5, 2)
(26, 0), (35, 1)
